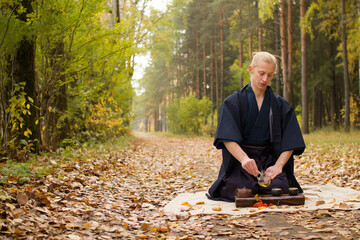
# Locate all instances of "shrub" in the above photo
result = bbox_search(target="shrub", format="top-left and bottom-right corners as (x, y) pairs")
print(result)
(167, 95), (212, 135)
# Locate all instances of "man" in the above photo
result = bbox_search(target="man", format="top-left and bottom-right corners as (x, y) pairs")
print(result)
(208, 51), (305, 201)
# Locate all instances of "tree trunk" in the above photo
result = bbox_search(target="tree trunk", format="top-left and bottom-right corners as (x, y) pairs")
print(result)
(239, 7), (244, 88)
(313, 88), (322, 129)
(220, 10), (225, 103)
(300, 0), (309, 133)
(154, 109), (159, 132)
(275, 20), (281, 96)
(287, 0), (293, 105)
(330, 38), (338, 131)
(11, 0), (40, 152)
(210, 35), (215, 128)
(42, 41), (69, 150)
(258, 26), (262, 51)
(280, 0), (289, 102)
(210, 37), (214, 104)
(248, 32), (252, 60)
(330, 68), (338, 130)
(340, 0), (350, 132)
(358, 0), (360, 97)
(196, 31), (201, 99)
(214, 24), (219, 112)
(112, 0), (120, 25)
(203, 0), (207, 98)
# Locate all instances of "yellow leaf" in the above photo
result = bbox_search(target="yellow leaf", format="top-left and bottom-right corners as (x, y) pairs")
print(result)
(35, 120), (39, 125)
(254, 194), (261, 201)
(123, 223), (128, 230)
(48, 106), (52, 112)
(26, 104), (30, 109)
(83, 222), (92, 229)
(138, 235), (149, 239)
(141, 223), (151, 231)
(158, 227), (169, 233)
(212, 205), (222, 211)
(24, 129), (32, 138)
(181, 202), (192, 207)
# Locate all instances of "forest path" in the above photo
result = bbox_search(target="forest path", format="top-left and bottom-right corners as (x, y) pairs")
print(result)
(1, 133), (359, 239)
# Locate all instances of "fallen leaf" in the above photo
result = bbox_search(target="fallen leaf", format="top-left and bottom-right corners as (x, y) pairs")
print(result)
(343, 198), (360, 203)
(141, 222), (151, 231)
(83, 222), (93, 229)
(316, 200), (325, 206)
(212, 205), (222, 211)
(16, 192), (29, 205)
(339, 202), (352, 208)
(5, 203), (16, 211)
(181, 202), (192, 207)
(138, 235), (149, 239)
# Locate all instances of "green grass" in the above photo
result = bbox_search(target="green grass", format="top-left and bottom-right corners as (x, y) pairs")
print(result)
(0, 158), (52, 185)
(303, 127), (360, 145)
(132, 130), (214, 139)
(135, 128), (360, 144)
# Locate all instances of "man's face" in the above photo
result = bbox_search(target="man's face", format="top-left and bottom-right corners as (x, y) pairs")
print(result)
(248, 61), (275, 92)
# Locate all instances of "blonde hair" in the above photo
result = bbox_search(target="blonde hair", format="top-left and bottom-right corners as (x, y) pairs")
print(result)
(249, 51), (277, 73)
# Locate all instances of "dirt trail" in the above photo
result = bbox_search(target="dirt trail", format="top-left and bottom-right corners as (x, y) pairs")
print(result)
(1, 133), (359, 239)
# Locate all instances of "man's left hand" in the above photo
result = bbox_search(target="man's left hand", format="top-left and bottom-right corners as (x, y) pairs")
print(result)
(265, 165), (283, 180)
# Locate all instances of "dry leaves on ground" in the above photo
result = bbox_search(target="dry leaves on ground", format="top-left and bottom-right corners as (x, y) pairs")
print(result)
(0, 134), (359, 239)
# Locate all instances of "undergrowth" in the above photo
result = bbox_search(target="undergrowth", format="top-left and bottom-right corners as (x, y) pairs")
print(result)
(0, 135), (135, 186)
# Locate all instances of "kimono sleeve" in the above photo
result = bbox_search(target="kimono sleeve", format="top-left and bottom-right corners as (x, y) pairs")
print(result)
(213, 96), (244, 149)
(280, 103), (305, 155)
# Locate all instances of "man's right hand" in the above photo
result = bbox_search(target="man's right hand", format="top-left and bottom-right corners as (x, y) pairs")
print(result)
(241, 157), (260, 177)
(223, 141), (260, 177)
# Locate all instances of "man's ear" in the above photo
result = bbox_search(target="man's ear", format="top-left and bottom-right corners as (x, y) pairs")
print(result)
(248, 65), (252, 73)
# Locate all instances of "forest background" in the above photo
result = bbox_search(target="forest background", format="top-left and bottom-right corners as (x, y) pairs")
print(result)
(0, 0), (360, 160)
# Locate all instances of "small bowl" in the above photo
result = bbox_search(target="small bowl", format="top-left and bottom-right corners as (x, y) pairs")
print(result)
(288, 187), (299, 196)
(271, 188), (282, 196)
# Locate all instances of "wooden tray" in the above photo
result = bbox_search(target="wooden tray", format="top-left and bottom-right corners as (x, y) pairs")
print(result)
(235, 194), (305, 208)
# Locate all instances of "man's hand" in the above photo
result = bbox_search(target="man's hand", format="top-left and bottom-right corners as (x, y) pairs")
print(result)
(266, 150), (294, 179)
(265, 165), (282, 180)
(223, 141), (260, 177)
(241, 157), (260, 177)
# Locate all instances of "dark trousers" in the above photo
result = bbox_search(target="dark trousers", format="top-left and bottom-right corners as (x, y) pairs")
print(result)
(218, 145), (289, 201)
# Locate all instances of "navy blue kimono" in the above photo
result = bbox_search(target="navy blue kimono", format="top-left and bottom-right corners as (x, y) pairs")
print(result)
(208, 84), (305, 201)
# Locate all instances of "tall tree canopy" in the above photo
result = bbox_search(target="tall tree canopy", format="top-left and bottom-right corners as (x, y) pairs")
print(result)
(0, 0), (152, 158)
(134, 0), (360, 135)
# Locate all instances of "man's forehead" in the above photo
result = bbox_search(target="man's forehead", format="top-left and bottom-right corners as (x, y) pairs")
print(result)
(256, 67), (275, 73)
